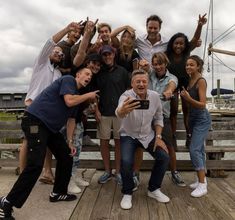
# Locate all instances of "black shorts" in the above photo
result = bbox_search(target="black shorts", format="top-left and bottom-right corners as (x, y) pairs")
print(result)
(162, 118), (174, 148)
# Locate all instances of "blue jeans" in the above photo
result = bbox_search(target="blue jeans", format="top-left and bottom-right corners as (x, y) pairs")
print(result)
(189, 109), (211, 171)
(61, 122), (84, 175)
(120, 136), (169, 195)
(72, 122), (84, 175)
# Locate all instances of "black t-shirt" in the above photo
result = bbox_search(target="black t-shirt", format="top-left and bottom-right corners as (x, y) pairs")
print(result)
(116, 49), (139, 72)
(167, 58), (189, 90)
(95, 64), (130, 116)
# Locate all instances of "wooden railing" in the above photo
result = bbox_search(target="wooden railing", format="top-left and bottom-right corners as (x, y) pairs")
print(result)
(0, 114), (235, 174)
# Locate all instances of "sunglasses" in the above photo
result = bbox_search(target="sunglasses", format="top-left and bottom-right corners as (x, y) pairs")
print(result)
(53, 50), (64, 58)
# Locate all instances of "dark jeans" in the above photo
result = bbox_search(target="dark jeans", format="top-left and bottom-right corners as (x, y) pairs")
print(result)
(120, 136), (169, 195)
(6, 112), (73, 208)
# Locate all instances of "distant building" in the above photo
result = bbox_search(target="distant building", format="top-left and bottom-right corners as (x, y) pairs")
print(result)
(0, 93), (26, 111)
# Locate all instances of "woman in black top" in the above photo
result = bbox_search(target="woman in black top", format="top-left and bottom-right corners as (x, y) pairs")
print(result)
(180, 55), (211, 198)
(165, 14), (207, 148)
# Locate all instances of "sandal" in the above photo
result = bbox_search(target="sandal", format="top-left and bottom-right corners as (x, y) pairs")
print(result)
(39, 176), (54, 185)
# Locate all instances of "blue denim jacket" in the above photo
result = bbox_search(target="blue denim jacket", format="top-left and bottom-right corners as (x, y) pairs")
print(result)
(149, 70), (178, 118)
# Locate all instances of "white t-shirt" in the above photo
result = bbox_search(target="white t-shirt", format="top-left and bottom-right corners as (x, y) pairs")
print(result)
(25, 38), (62, 103)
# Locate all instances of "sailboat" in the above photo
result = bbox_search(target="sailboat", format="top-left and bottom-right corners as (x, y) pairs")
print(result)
(204, 0), (235, 113)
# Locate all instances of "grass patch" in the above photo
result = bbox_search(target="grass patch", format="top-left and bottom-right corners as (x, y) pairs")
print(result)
(0, 112), (19, 121)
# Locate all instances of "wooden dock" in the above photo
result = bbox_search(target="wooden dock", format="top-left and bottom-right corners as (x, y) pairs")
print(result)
(0, 168), (234, 220)
(69, 170), (235, 220)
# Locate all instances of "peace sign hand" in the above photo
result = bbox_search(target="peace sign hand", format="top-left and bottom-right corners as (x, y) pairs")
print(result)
(84, 17), (98, 34)
(198, 13), (207, 25)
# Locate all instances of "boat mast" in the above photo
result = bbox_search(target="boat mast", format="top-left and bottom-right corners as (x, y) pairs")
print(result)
(211, 0), (214, 90)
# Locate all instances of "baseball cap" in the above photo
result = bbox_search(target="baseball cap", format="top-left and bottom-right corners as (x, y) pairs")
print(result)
(100, 45), (115, 55)
(86, 53), (102, 62)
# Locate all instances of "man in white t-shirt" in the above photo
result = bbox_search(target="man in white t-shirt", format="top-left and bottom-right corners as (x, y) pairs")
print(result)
(20, 22), (83, 184)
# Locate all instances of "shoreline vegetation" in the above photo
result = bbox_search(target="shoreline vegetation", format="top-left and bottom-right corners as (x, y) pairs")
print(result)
(0, 112), (18, 121)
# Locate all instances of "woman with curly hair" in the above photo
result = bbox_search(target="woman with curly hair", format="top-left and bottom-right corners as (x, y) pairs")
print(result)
(165, 14), (207, 148)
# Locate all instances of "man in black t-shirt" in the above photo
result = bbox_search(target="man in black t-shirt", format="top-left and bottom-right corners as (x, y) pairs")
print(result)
(95, 45), (130, 185)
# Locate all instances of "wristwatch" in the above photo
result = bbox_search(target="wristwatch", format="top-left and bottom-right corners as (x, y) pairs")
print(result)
(156, 134), (162, 139)
(67, 139), (73, 144)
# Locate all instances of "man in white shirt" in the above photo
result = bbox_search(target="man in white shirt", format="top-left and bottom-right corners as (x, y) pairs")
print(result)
(136, 15), (168, 63)
(116, 69), (170, 210)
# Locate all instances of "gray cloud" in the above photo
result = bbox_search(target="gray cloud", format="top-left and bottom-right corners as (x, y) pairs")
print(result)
(0, 0), (234, 95)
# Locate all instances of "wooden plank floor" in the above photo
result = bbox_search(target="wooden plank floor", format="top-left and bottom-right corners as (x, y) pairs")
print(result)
(70, 171), (235, 220)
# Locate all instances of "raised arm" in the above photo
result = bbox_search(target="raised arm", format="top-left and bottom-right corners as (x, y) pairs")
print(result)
(189, 14), (207, 51)
(73, 18), (98, 67)
(52, 22), (83, 44)
(111, 25), (135, 38)
(110, 25), (135, 49)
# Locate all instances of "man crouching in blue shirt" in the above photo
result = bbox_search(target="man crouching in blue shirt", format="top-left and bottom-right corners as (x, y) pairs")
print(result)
(0, 68), (99, 220)
(115, 69), (170, 210)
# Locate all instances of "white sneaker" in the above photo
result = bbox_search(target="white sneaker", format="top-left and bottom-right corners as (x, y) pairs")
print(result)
(189, 181), (199, 189)
(75, 176), (90, 186)
(191, 183), (207, 198)
(189, 177), (207, 189)
(68, 179), (81, 194)
(147, 189), (170, 203)
(120, 195), (132, 209)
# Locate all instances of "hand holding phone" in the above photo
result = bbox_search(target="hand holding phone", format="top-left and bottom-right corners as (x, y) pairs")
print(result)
(130, 99), (149, 110)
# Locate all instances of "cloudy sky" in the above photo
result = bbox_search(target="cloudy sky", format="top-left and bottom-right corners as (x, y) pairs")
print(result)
(0, 0), (234, 96)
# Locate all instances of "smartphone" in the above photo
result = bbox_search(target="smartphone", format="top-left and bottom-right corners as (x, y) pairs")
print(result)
(130, 99), (149, 110)
(160, 94), (175, 101)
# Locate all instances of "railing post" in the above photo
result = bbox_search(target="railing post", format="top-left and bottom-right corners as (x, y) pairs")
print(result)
(217, 79), (220, 109)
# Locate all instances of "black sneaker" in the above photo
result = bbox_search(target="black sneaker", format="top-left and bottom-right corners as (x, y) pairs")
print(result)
(49, 193), (77, 203)
(171, 171), (186, 187)
(185, 134), (191, 148)
(0, 197), (14, 220)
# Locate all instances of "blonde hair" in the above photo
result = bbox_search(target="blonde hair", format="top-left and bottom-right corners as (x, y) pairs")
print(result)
(151, 52), (169, 65)
(119, 30), (136, 61)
